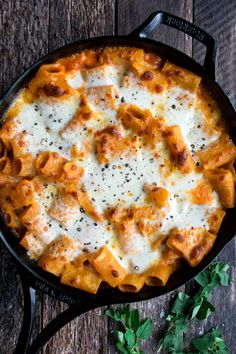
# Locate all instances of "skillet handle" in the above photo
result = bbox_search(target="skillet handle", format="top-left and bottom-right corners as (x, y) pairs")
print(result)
(130, 11), (217, 80)
(13, 264), (100, 354)
(14, 273), (36, 354)
(27, 302), (99, 354)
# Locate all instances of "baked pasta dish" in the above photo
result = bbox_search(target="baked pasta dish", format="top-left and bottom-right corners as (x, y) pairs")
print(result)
(0, 47), (235, 294)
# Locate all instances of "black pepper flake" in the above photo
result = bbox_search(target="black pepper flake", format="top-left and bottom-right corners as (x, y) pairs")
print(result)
(80, 207), (85, 213)
(94, 223), (97, 226)
(172, 104), (176, 109)
(59, 146), (63, 150)
(77, 227), (81, 232)
(149, 158), (154, 163)
(105, 163), (109, 169)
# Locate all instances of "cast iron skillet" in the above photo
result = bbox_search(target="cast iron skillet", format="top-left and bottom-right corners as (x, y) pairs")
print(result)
(0, 11), (236, 354)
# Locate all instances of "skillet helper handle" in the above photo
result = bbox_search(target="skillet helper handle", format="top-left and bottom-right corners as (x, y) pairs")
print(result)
(14, 274), (36, 354)
(130, 11), (217, 80)
(13, 265), (99, 354)
(27, 302), (99, 354)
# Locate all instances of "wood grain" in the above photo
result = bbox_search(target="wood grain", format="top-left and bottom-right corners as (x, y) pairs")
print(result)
(0, 0), (235, 353)
(117, 0), (193, 55)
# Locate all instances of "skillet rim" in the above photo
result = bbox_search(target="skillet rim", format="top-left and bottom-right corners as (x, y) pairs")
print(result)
(0, 34), (236, 305)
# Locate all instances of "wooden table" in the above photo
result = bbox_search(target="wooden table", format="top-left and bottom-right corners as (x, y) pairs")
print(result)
(0, 1), (235, 353)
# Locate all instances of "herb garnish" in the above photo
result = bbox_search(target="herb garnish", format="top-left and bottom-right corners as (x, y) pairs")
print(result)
(157, 262), (230, 353)
(106, 262), (230, 354)
(105, 304), (153, 353)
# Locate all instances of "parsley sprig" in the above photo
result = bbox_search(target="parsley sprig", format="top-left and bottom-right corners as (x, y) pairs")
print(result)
(157, 262), (230, 353)
(189, 328), (229, 354)
(105, 304), (153, 354)
(106, 262), (230, 354)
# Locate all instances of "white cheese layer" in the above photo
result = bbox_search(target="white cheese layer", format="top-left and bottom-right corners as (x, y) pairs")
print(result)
(9, 62), (222, 273)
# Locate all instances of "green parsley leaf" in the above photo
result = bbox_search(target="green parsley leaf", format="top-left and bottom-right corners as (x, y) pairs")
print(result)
(191, 328), (229, 354)
(157, 262), (230, 353)
(136, 319), (153, 339)
(129, 309), (140, 330)
(171, 292), (192, 317)
(106, 305), (153, 354)
(117, 331), (125, 345)
(116, 342), (130, 354)
(125, 329), (136, 349)
(195, 300), (215, 320)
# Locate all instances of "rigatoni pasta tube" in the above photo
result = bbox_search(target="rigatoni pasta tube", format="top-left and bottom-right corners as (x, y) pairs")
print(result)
(20, 231), (46, 260)
(61, 255), (102, 294)
(15, 179), (35, 207)
(12, 153), (35, 177)
(196, 135), (236, 170)
(144, 249), (180, 286)
(38, 235), (77, 277)
(205, 168), (235, 208)
(163, 125), (194, 173)
(161, 61), (201, 92)
(0, 156), (12, 174)
(118, 273), (145, 293)
(167, 227), (216, 267)
(207, 208), (226, 234)
(35, 151), (65, 179)
(0, 172), (16, 187)
(59, 161), (84, 183)
(90, 246), (126, 287)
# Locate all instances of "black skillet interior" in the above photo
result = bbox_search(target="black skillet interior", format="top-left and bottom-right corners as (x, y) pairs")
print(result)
(0, 10), (236, 353)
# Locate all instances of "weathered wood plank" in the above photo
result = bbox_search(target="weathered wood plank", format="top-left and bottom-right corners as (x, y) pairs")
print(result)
(0, 0), (49, 96)
(117, 0), (193, 55)
(42, 1), (115, 353)
(0, 1), (48, 353)
(48, 0), (115, 51)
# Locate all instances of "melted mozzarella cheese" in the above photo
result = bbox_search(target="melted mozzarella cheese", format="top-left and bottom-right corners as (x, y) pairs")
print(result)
(10, 60), (223, 274)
